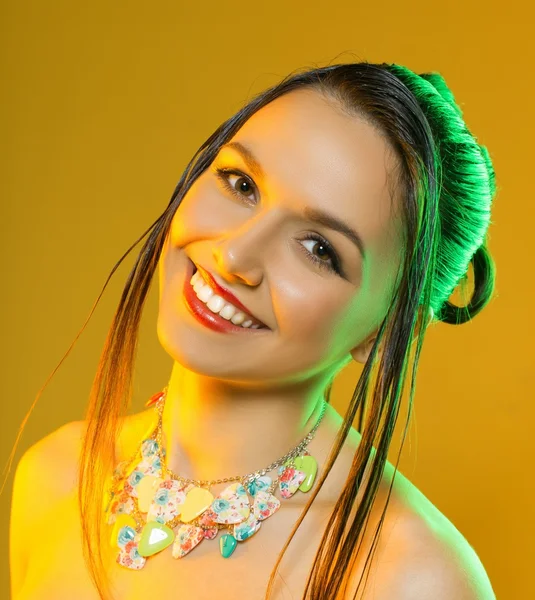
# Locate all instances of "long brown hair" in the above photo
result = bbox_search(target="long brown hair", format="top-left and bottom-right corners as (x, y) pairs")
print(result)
(6, 61), (497, 599)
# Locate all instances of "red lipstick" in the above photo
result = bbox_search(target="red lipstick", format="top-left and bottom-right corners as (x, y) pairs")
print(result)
(194, 264), (267, 327)
(182, 260), (270, 334)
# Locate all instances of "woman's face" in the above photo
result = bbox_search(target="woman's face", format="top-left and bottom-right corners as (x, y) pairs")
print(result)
(157, 88), (405, 387)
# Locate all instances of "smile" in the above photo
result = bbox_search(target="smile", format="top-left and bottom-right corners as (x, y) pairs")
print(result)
(182, 261), (270, 334)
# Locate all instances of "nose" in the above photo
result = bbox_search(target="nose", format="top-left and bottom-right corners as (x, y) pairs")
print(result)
(212, 244), (263, 287)
(211, 208), (283, 287)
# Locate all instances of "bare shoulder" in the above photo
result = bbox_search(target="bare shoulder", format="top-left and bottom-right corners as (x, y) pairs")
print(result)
(9, 409), (149, 528)
(9, 411), (149, 598)
(9, 420), (87, 598)
(359, 463), (497, 599)
(11, 408), (152, 497)
(12, 420), (87, 503)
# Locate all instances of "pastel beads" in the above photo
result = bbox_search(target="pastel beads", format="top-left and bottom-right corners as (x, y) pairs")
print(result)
(293, 455), (318, 492)
(180, 487), (215, 522)
(138, 521), (175, 557)
(172, 524), (205, 558)
(107, 430), (321, 567)
(220, 533), (237, 558)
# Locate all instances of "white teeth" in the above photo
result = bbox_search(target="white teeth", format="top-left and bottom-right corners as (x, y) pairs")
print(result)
(190, 269), (264, 329)
(230, 311), (245, 325)
(220, 304), (236, 320)
(192, 276), (205, 294)
(197, 284), (214, 303)
(206, 295), (225, 313)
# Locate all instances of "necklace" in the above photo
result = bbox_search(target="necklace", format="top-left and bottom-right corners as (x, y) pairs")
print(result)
(104, 386), (327, 570)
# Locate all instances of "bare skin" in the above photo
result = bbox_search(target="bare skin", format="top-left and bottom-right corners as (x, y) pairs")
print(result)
(10, 88), (494, 599)
(11, 403), (492, 599)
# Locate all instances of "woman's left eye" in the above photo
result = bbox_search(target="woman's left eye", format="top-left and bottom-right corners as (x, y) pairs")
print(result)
(214, 167), (257, 204)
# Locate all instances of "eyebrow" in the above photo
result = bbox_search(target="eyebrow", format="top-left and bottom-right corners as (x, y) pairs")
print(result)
(220, 141), (367, 258)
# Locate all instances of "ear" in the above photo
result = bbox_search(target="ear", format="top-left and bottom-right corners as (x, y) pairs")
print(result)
(349, 306), (434, 365)
(350, 331), (380, 365)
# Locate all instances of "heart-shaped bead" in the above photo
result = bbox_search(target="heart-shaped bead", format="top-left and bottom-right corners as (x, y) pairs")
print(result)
(233, 512), (262, 541)
(110, 514), (137, 548)
(282, 451), (312, 470)
(141, 439), (159, 459)
(198, 507), (220, 528)
(252, 490), (281, 520)
(136, 475), (164, 512)
(279, 466), (306, 499)
(116, 530), (146, 570)
(293, 455), (318, 492)
(211, 482), (250, 524)
(203, 527), (219, 540)
(146, 479), (189, 524)
(180, 486), (215, 523)
(125, 469), (146, 497)
(106, 488), (135, 525)
(245, 475), (272, 497)
(172, 524), (205, 558)
(137, 521), (175, 557)
(135, 453), (162, 478)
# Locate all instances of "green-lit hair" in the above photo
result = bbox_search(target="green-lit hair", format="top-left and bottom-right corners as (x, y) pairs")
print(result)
(7, 60), (498, 600)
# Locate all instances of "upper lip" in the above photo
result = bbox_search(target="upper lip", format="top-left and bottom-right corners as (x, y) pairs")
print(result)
(193, 263), (268, 328)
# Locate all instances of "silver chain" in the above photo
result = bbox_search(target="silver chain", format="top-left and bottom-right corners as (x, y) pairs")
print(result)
(109, 386), (327, 502)
(154, 386), (327, 491)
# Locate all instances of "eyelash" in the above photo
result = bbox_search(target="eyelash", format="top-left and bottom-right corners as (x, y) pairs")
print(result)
(214, 166), (343, 276)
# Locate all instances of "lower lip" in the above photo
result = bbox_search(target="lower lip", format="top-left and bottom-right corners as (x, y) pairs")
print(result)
(182, 261), (270, 334)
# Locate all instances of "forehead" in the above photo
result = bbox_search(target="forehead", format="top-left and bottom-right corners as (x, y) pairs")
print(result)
(219, 88), (404, 266)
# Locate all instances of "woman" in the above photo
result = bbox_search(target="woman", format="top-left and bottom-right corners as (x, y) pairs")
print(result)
(9, 62), (497, 599)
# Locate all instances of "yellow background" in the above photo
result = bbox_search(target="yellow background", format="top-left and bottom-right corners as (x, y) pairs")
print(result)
(1, 1), (532, 598)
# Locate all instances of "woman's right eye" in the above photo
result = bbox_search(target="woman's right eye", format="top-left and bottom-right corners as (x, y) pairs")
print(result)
(214, 167), (257, 205)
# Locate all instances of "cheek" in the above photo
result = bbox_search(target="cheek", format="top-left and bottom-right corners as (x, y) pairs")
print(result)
(275, 281), (354, 349)
(278, 278), (378, 369)
(166, 177), (219, 242)
(172, 176), (242, 239)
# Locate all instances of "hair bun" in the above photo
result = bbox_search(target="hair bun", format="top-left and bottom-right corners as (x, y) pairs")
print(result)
(479, 144), (498, 198)
(418, 72), (464, 118)
(439, 244), (496, 325)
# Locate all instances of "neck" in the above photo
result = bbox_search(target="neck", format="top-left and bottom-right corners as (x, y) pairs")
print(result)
(157, 361), (338, 489)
